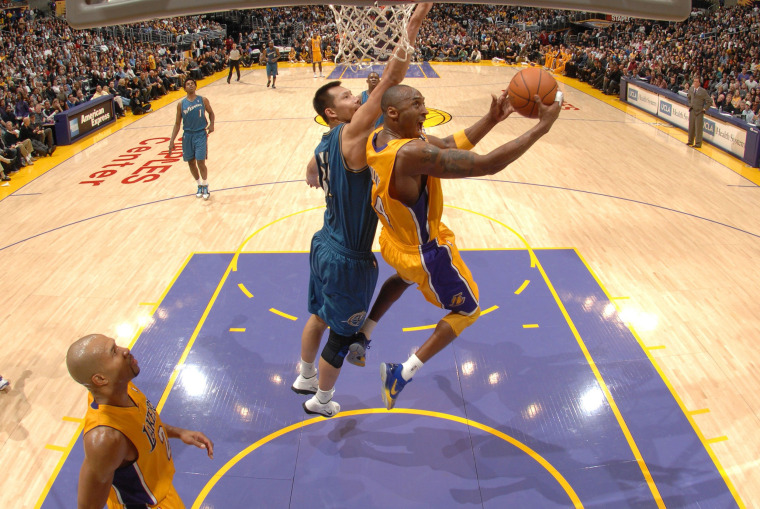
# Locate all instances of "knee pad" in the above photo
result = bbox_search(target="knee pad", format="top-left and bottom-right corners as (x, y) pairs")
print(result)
(320, 330), (355, 369)
(443, 307), (481, 337)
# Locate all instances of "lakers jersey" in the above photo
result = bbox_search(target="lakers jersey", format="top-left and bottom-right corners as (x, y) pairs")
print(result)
(367, 127), (444, 246)
(314, 124), (378, 253)
(180, 96), (206, 132)
(311, 36), (322, 54)
(84, 382), (180, 509)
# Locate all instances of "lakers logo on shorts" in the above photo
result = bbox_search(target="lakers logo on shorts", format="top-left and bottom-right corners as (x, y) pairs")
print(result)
(345, 311), (367, 327)
(450, 293), (466, 308)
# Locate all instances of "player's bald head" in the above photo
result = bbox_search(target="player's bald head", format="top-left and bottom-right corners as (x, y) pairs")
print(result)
(381, 85), (416, 113)
(66, 334), (109, 386)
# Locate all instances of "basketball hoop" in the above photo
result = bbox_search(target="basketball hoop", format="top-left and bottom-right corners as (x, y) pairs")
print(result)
(329, 2), (416, 69)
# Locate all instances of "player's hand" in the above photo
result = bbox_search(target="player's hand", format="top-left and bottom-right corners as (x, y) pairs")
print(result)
(207, 125), (214, 135)
(489, 89), (514, 123)
(168, 141), (175, 152)
(535, 94), (560, 127)
(177, 429), (214, 459)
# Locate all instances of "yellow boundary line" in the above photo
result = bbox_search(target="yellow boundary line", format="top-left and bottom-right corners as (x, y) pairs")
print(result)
(269, 308), (298, 321)
(515, 280), (530, 294)
(190, 408), (583, 509)
(575, 249), (745, 508)
(522, 324), (539, 328)
(229, 328), (246, 332)
(238, 283), (253, 298)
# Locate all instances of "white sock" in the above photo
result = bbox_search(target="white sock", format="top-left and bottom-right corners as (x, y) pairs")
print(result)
(401, 354), (423, 381)
(201, 179), (208, 186)
(300, 359), (317, 378)
(359, 318), (377, 339)
(197, 179), (203, 185)
(316, 387), (334, 404)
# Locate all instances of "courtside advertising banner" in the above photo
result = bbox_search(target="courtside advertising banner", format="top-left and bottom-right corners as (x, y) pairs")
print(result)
(627, 82), (747, 159)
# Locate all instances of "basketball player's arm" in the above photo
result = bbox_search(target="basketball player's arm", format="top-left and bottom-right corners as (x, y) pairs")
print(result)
(203, 97), (215, 134)
(342, 2), (432, 151)
(165, 424), (215, 459)
(306, 155), (319, 188)
(168, 102), (182, 152)
(77, 427), (130, 509)
(399, 97), (560, 179)
(426, 90), (513, 150)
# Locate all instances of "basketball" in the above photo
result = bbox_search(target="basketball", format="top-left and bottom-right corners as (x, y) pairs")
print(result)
(507, 68), (558, 118)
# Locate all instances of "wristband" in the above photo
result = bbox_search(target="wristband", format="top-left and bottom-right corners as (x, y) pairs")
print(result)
(453, 130), (474, 150)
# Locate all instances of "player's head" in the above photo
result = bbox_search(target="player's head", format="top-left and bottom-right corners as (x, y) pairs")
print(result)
(66, 334), (140, 391)
(313, 80), (360, 125)
(184, 78), (197, 93)
(268, 40), (275, 48)
(366, 72), (380, 91)
(381, 84), (427, 138)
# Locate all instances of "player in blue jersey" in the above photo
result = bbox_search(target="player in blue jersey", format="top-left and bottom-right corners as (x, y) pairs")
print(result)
(292, 3), (432, 418)
(360, 71), (385, 128)
(169, 79), (215, 200)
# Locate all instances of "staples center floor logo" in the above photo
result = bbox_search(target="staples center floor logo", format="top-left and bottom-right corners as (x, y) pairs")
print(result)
(315, 108), (452, 128)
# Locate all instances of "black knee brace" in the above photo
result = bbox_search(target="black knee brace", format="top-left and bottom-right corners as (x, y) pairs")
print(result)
(320, 330), (355, 369)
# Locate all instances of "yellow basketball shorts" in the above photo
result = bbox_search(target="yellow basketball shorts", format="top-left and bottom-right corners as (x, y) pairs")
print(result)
(379, 223), (480, 319)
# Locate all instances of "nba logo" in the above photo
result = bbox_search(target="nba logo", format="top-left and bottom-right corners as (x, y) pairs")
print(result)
(628, 88), (638, 101)
(659, 101), (672, 116)
(703, 119), (715, 136)
(69, 118), (79, 137)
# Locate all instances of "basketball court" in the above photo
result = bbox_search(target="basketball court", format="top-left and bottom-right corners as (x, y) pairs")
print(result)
(1, 49), (759, 508)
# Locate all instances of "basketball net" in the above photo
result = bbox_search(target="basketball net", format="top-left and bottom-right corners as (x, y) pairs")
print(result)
(329, 3), (416, 69)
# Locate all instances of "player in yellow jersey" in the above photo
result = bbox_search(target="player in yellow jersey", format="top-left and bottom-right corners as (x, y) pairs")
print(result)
(310, 32), (324, 78)
(66, 334), (214, 509)
(366, 85), (561, 409)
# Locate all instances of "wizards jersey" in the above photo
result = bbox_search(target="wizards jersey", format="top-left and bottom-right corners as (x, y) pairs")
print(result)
(84, 382), (179, 509)
(360, 90), (384, 128)
(180, 96), (206, 132)
(314, 124), (378, 253)
(366, 127), (443, 246)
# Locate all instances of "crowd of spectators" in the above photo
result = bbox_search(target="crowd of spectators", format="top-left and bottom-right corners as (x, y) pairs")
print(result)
(0, 1), (758, 180)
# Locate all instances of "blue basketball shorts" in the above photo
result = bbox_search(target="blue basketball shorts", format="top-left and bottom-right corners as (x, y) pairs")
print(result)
(307, 231), (378, 336)
(266, 62), (278, 77)
(182, 130), (207, 162)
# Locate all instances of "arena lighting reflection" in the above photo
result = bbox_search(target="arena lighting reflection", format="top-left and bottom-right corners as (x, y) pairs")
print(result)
(115, 322), (134, 340)
(461, 361), (475, 376)
(618, 308), (659, 332)
(580, 386), (606, 415)
(522, 403), (542, 420)
(488, 372), (500, 385)
(270, 374), (283, 385)
(181, 365), (208, 397)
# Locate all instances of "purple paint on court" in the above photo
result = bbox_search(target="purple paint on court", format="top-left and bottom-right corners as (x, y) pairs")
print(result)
(42, 250), (738, 508)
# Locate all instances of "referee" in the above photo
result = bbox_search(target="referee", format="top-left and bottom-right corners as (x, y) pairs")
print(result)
(227, 43), (241, 83)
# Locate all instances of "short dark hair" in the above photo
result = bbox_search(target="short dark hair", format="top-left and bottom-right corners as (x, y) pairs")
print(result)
(313, 81), (342, 124)
(184, 78), (196, 88)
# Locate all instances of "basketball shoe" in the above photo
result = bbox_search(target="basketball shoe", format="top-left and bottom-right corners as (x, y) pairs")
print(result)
(0, 376), (9, 392)
(202, 185), (210, 200)
(196, 185), (203, 198)
(381, 363), (410, 410)
(303, 395), (340, 418)
(345, 332), (370, 367)
(291, 374), (318, 395)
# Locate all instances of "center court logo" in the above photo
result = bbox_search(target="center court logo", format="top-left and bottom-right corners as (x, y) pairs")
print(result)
(628, 88), (638, 101)
(315, 108), (452, 127)
(659, 101), (672, 116)
(703, 119), (716, 136)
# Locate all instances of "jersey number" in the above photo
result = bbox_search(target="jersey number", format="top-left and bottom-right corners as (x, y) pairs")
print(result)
(373, 195), (391, 228)
(157, 425), (172, 460)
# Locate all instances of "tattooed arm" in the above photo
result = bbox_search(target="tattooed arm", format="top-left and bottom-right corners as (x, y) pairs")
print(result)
(398, 98), (560, 180)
